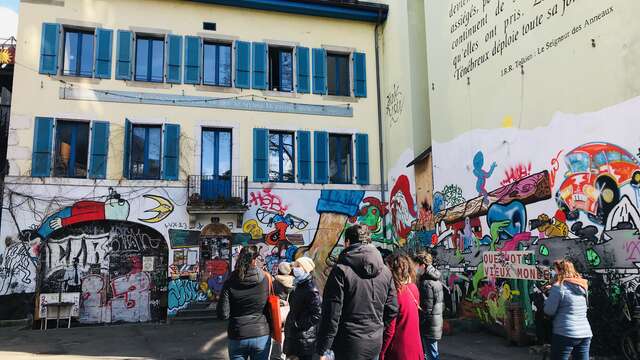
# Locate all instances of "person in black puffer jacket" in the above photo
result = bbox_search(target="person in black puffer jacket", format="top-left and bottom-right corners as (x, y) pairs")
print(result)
(414, 250), (444, 360)
(284, 257), (322, 360)
(316, 225), (399, 360)
(217, 246), (272, 360)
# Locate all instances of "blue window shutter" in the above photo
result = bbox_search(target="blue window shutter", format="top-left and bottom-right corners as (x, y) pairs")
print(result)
(312, 48), (327, 95)
(296, 47), (310, 94)
(163, 124), (180, 180)
(355, 133), (369, 185)
(116, 30), (133, 80)
(167, 35), (183, 84)
(89, 121), (110, 179)
(253, 128), (268, 182)
(314, 131), (328, 184)
(297, 131), (311, 183)
(32, 117), (54, 177)
(39, 23), (60, 75)
(94, 28), (113, 79)
(235, 41), (251, 89)
(252, 42), (267, 90)
(353, 52), (367, 97)
(184, 36), (201, 84)
(123, 119), (132, 178)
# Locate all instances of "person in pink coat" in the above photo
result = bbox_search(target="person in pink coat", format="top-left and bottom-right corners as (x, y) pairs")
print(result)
(380, 253), (424, 360)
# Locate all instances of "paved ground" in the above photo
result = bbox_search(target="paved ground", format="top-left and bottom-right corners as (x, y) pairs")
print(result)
(0, 320), (534, 360)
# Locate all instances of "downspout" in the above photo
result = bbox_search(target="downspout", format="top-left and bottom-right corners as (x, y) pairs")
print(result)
(374, 9), (387, 238)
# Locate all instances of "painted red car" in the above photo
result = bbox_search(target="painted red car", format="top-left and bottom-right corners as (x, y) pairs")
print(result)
(556, 142), (640, 223)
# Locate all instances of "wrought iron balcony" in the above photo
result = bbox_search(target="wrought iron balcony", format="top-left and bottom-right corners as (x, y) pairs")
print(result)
(187, 175), (248, 212)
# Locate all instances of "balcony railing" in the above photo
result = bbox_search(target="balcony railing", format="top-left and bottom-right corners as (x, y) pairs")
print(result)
(187, 175), (248, 209)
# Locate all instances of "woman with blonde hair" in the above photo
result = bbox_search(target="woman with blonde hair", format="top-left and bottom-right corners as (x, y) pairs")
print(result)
(414, 250), (444, 360)
(544, 259), (592, 360)
(379, 253), (424, 360)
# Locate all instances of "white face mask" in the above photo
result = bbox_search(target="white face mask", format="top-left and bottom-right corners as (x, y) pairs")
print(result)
(292, 267), (307, 281)
(417, 267), (425, 276)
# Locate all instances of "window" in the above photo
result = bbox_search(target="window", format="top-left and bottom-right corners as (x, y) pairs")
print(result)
(268, 47), (293, 92)
(130, 125), (162, 179)
(63, 29), (94, 77)
(53, 121), (90, 177)
(203, 42), (232, 87)
(135, 36), (164, 82)
(269, 132), (294, 182)
(202, 129), (232, 177)
(327, 53), (350, 96)
(329, 134), (352, 184)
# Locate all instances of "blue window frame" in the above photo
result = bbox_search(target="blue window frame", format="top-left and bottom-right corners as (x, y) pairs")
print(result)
(130, 125), (162, 179)
(269, 131), (294, 182)
(203, 42), (232, 87)
(329, 134), (353, 184)
(63, 29), (94, 77)
(135, 36), (164, 82)
(268, 47), (293, 92)
(202, 128), (232, 177)
(54, 120), (90, 178)
(327, 53), (350, 96)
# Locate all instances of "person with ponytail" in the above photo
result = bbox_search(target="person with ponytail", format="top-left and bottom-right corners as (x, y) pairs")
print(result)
(543, 259), (592, 360)
(217, 246), (272, 360)
(379, 253), (424, 360)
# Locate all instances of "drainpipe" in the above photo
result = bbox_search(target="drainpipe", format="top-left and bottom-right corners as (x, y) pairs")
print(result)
(374, 9), (387, 237)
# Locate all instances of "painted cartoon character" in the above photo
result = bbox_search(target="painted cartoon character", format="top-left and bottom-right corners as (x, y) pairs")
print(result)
(390, 175), (418, 242)
(472, 151), (497, 202)
(533, 210), (569, 238)
(349, 197), (388, 242)
(256, 208), (308, 246)
(36, 188), (129, 239)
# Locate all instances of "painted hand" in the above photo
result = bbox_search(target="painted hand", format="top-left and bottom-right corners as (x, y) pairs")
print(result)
(50, 217), (63, 230)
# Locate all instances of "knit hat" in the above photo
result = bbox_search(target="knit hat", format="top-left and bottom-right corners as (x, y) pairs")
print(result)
(294, 257), (315, 273)
(278, 262), (292, 275)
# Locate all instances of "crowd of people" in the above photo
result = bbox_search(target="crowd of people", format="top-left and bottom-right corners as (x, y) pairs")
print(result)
(217, 224), (592, 360)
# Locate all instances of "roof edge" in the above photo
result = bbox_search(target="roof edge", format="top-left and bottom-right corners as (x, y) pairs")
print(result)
(186, 0), (388, 23)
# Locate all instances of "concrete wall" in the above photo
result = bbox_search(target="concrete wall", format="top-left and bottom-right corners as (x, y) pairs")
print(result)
(425, 0), (640, 352)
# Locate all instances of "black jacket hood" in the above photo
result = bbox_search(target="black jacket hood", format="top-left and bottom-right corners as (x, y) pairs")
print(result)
(339, 243), (384, 279)
(235, 267), (265, 288)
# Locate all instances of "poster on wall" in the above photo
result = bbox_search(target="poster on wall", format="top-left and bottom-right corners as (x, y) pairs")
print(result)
(482, 251), (548, 281)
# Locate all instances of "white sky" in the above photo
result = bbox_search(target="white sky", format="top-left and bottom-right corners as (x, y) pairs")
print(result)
(0, 7), (18, 40)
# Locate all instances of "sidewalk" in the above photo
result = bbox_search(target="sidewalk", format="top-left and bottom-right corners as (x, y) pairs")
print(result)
(0, 319), (535, 360)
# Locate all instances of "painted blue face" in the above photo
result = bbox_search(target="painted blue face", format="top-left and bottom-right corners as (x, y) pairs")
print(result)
(487, 201), (527, 240)
(473, 151), (484, 170)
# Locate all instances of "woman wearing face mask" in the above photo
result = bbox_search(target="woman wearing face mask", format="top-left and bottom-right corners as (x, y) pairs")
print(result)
(544, 259), (592, 360)
(283, 257), (322, 360)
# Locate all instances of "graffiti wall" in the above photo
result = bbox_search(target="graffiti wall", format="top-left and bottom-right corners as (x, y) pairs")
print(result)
(0, 184), (183, 323)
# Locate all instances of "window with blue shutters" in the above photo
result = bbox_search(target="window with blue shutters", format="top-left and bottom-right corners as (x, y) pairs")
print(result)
(355, 133), (369, 185)
(253, 128), (269, 182)
(166, 35), (183, 84)
(252, 42), (267, 90)
(95, 28), (113, 79)
(235, 41), (251, 89)
(135, 35), (165, 82)
(269, 131), (294, 182)
(32, 117), (54, 177)
(39, 23), (60, 75)
(184, 36), (201, 84)
(296, 47), (310, 94)
(329, 134), (353, 184)
(203, 42), (232, 87)
(62, 28), (94, 77)
(297, 131), (311, 184)
(163, 124), (180, 180)
(130, 124), (162, 179)
(116, 31), (133, 80)
(312, 48), (327, 95)
(353, 52), (366, 97)
(53, 120), (90, 178)
(314, 131), (328, 184)
(89, 121), (110, 179)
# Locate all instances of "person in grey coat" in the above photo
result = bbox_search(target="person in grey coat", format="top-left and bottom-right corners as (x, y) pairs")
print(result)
(414, 251), (444, 360)
(543, 259), (592, 360)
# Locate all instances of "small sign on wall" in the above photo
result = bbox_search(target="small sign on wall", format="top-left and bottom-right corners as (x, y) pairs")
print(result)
(143, 256), (155, 272)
